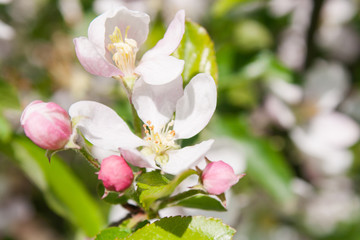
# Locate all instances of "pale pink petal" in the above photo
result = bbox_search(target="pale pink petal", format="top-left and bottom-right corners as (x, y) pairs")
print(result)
(74, 37), (122, 77)
(162, 139), (214, 174)
(141, 10), (185, 61)
(132, 76), (183, 129)
(173, 73), (217, 139)
(135, 56), (184, 85)
(69, 101), (144, 150)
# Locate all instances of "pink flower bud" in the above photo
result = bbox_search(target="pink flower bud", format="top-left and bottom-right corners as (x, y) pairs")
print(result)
(20, 100), (72, 150)
(98, 155), (134, 192)
(202, 161), (241, 195)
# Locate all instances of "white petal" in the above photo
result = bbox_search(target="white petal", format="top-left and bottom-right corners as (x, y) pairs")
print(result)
(89, 6), (150, 52)
(135, 56), (184, 85)
(305, 61), (350, 111)
(74, 37), (122, 77)
(90, 145), (119, 163)
(162, 139), (214, 174)
(264, 95), (296, 129)
(141, 10), (185, 61)
(132, 76), (183, 128)
(69, 101), (144, 150)
(119, 148), (156, 168)
(268, 80), (303, 104)
(174, 73), (217, 139)
(308, 112), (360, 148)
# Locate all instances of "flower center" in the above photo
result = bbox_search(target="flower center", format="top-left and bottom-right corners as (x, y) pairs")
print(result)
(107, 26), (138, 88)
(141, 120), (179, 168)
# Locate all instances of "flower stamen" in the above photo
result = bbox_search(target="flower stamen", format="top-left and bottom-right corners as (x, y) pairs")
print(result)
(141, 120), (179, 168)
(107, 26), (139, 89)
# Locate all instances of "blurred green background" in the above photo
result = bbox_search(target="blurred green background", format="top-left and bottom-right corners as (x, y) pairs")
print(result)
(1, 0), (360, 239)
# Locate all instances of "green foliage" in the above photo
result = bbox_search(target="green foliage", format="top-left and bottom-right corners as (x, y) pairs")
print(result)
(95, 227), (132, 240)
(125, 216), (235, 240)
(0, 79), (20, 111)
(11, 137), (105, 236)
(173, 20), (218, 85)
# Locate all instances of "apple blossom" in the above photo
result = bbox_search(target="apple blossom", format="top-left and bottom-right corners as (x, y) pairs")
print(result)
(20, 100), (72, 150)
(98, 155), (134, 192)
(201, 160), (243, 195)
(73, 6), (185, 90)
(69, 73), (217, 174)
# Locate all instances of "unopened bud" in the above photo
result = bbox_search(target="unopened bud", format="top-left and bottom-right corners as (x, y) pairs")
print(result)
(20, 100), (72, 150)
(98, 155), (134, 192)
(201, 160), (242, 195)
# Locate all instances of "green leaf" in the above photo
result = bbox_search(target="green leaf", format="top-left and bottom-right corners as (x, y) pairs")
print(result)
(95, 227), (132, 240)
(210, 116), (295, 205)
(136, 170), (170, 186)
(137, 169), (197, 211)
(173, 20), (218, 85)
(125, 216), (235, 240)
(11, 137), (105, 236)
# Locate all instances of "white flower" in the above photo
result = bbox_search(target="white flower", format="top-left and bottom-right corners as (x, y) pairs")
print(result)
(69, 73), (217, 174)
(73, 6), (185, 89)
(265, 61), (360, 175)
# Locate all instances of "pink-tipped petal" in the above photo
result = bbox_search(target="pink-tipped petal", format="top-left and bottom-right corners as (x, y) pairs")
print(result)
(74, 37), (123, 77)
(174, 73), (217, 139)
(98, 155), (134, 192)
(141, 9), (185, 61)
(135, 56), (184, 85)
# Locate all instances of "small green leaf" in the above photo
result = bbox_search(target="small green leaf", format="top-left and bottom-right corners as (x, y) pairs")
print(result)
(95, 227), (132, 240)
(176, 194), (227, 211)
(136, 170), (169, 186)
(137, 169), (197, 211)
(11, 137), (105, 236)
(173, 20), (218, 85)
(126, 216), (235, 240)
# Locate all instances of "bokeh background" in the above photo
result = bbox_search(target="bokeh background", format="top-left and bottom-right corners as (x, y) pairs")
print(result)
(1, 0), (360, 239)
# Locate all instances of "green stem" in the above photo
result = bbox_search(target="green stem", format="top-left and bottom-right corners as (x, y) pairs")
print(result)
(78, 147), (100, 170)
(131, 104), (143, 137)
